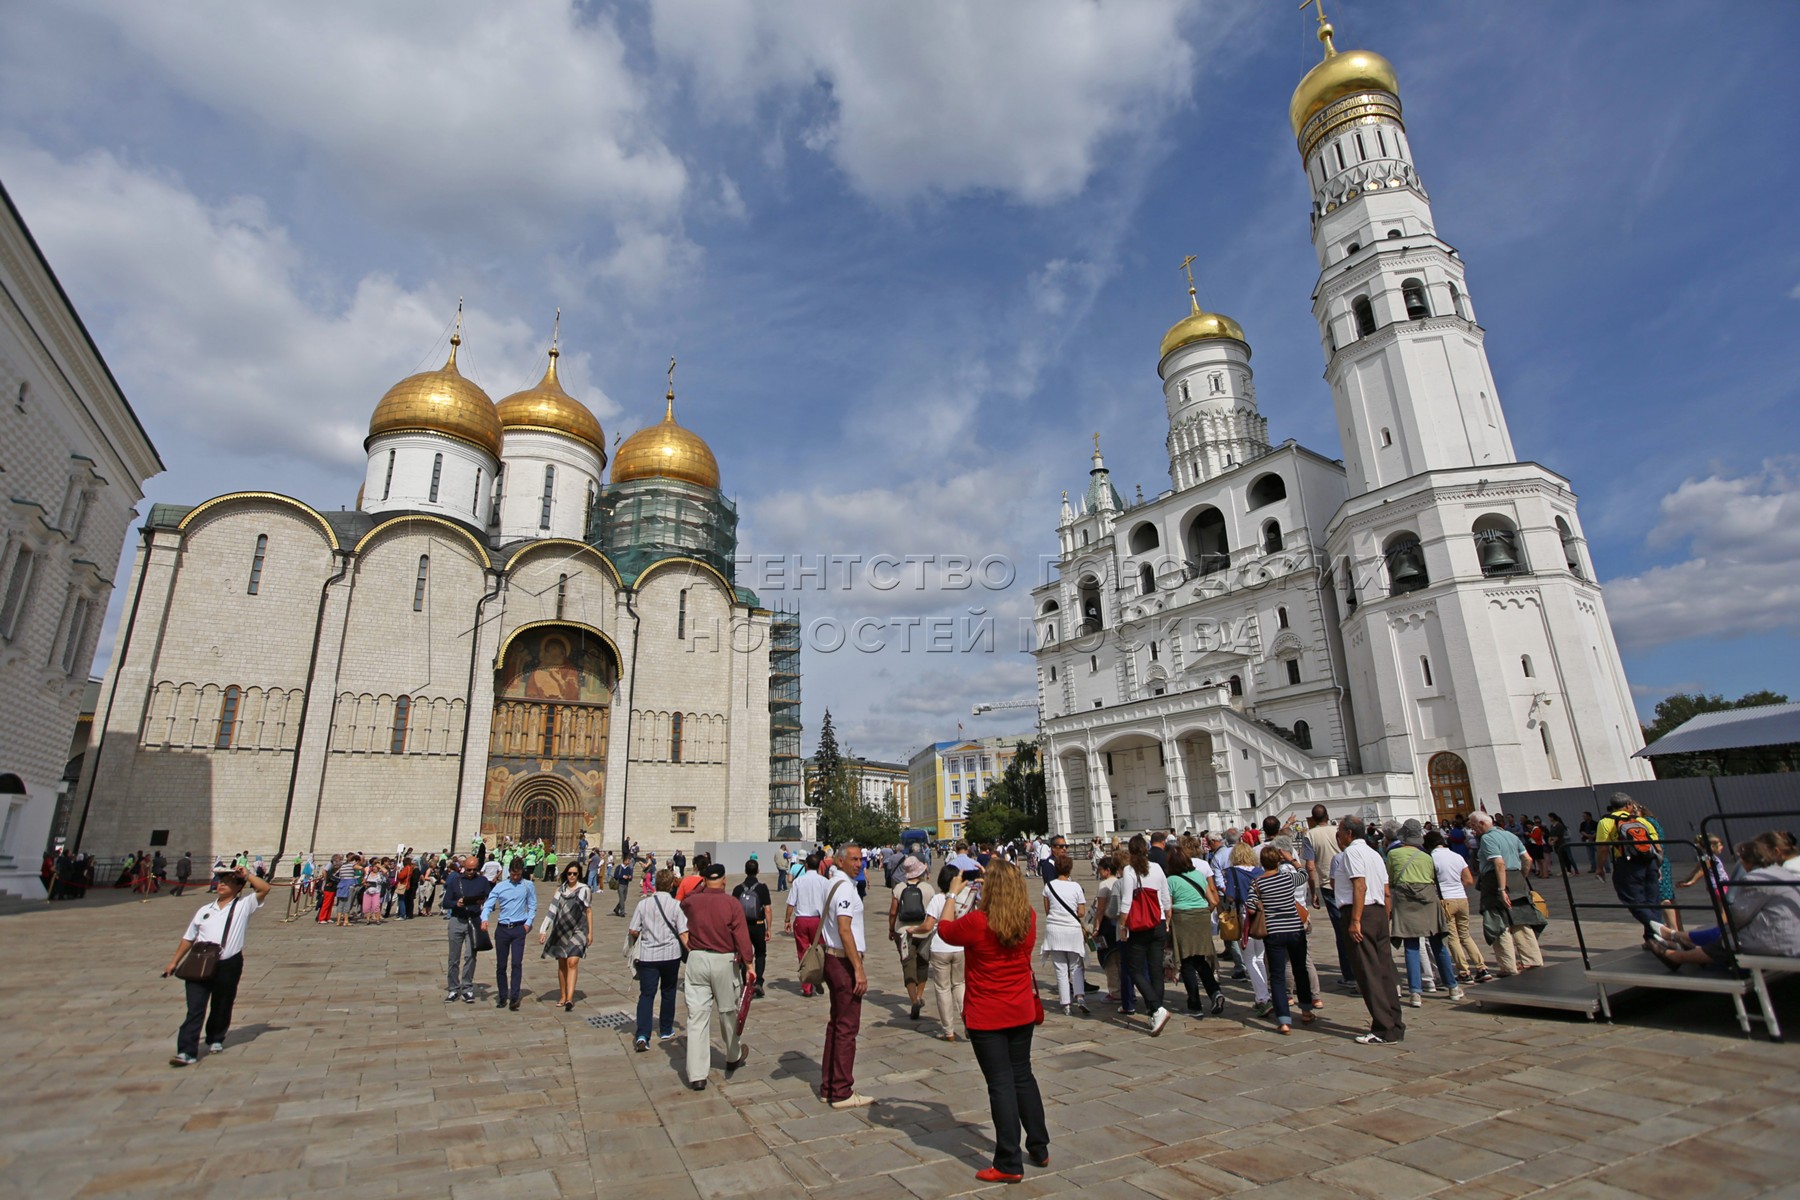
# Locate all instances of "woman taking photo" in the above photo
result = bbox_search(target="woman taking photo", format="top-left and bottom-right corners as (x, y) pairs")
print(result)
(936, 859), (1050, 1184)
(1164, 844), (1224, 1017)
(540, 862), (594, 1011)
(909, 863), (975, 1040)
(627, 868), (688, 1050)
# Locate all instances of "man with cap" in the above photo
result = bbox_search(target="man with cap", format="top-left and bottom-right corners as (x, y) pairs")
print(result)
(681, 862), (755, 1090)
(887, 856), (937, 1020)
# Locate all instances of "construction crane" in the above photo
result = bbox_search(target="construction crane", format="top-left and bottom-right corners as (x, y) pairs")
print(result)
(971, 698), (1036, 717)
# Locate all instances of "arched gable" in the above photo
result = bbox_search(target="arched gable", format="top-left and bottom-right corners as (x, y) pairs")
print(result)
(178, 491), (340, 550)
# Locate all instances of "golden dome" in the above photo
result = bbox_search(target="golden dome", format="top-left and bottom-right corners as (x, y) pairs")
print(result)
(367, 335), (503, 458)
(1160, 287), (1248, 360)
(496, 349), (606, 457)
(611, 390), (720, 490)
(1289, 17), (1399, 137)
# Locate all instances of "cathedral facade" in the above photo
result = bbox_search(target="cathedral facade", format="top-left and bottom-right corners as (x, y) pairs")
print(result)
(1033, 17), (1651, 835)
(75, 331), (779, 860)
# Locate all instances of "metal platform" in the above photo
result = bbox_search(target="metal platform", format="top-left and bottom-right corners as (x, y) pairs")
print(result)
(1473, 957), (1616, 1019)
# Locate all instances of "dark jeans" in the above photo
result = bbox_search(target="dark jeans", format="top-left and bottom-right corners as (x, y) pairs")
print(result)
(1263, 930), (1317, 1023)
(967, 1023), (1050, 1174)
(494, 922), (527, 1000)
(1323, 890), (1355, 982)
(748, 925), (767, 986)
(447, 918), (479, 991)
(178, 954), (245, 1056)
(1097, 918), (1131, 1010)
(1614, 859), (1663, 931)
(1179, 952), (1220, 1005)
(613, 880), (631, 916)
(821, 953), (862, 1101)
(634, 958), (680, 1040)
(1123, 926), (1166, 1015)
(1343, 903), (1405, 1040)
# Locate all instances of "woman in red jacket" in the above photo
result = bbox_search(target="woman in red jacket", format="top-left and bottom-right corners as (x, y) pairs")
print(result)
(938, 858), (1050, 1184)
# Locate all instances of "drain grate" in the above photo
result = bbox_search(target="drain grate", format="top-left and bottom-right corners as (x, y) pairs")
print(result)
(586, 1010), (634, 1030)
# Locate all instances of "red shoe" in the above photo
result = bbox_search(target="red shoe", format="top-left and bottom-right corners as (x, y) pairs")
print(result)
(975, 1168), (1023, 1184)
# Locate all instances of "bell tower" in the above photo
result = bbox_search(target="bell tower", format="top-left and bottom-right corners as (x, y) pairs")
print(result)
(1298, 4), (1651, 811)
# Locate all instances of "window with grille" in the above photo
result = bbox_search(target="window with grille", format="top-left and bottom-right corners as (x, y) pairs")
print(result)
(429, 453), (443, 503)
(382, 450), (396, 500)
(391, 695), (410, 754)
(539, 465), (555, 530)
(216, 686), (241, 749)
(671, 712), (683, 763)
(413, 555), (429, 611)
(247, 534), (268, 595)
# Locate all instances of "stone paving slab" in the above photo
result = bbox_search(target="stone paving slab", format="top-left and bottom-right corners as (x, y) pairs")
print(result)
(0, 873), (1795, 1198)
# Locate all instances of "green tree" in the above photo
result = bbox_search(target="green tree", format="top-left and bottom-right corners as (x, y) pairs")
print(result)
(964, 741), (1047, 844)
(1642, 690), (1792, 778)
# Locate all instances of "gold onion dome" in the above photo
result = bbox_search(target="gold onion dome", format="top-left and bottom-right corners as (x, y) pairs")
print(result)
(611, 388), (720, 490)
(1160, 285), (1248, 361)
(367, 333), (504, 458)
(496, 348), (606, 456)
(1289, 11), (1399, 137)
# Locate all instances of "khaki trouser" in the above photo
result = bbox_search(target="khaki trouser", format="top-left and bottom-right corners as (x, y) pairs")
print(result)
(928, 951), (965, 1033)
(1440, 898), (1486, 974)
(1492, 924), (1544, 975)
(684, 950), (742, 1083)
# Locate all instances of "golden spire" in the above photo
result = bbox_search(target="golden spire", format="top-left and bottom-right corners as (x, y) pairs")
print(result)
(1179, 254), (1201, 315)
(1092, 431), (1101, 453)
(447, 297), (464, 368)
(1301, 0), (1336, 58)
(550, 307), (561, 358)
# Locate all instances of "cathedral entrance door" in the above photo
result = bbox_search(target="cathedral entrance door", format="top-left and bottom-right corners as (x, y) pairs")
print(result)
(1428, 752), (1473, 825)
(519, 796), (558, 845)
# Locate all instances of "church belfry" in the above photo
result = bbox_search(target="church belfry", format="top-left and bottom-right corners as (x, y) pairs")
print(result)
(1293, 4), (1510, 494)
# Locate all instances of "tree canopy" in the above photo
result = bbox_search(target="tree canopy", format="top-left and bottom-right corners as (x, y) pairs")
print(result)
(964, 740), (1047, 844)
(1642, 690), (1792, 778)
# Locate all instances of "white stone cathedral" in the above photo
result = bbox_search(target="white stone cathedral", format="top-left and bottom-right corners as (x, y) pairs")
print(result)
(1033, 15), (1651, 836)
(75, 327), (785, 860)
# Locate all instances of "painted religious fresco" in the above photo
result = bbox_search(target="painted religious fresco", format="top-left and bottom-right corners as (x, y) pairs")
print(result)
(496, 627), (616, 706)
(482, 626), (617, 847)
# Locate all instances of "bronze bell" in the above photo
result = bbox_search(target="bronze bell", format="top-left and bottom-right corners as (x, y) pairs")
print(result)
(1389, 544), (1426, 587)
(1477, 531), (1519, 574)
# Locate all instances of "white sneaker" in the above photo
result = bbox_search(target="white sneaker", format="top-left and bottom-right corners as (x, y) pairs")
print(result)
(207, 1041), (225, 1053)
(1406, 992), (1422, 1009)
(1449, 986), (1466, 1001)
(1148, 1007), (1170, 1036)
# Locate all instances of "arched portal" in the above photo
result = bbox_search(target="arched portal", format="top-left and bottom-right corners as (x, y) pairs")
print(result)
(482, 623), (619, 850)
(519, 795), (558, 844)
(1428, 751), (1473, 824)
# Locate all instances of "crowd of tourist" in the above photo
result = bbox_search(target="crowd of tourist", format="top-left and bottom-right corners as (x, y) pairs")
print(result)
(143, 803), (1799, 1185)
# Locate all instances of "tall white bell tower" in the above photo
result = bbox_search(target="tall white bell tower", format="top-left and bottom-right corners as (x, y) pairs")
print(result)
(1295, 4), (1651, 813)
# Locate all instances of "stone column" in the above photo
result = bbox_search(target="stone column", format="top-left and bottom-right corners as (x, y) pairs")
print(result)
(1162, 733), (1190, 830)
(1087, 746), (1116, 836)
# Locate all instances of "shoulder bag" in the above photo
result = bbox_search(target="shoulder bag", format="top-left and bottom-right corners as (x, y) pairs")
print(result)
(172, 898), (241, 982)
(797, 881), (845, 987)
(1123, 869), (1164, 933)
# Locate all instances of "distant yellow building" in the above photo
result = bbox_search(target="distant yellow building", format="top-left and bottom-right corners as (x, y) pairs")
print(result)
(906, 737), (1021, 842)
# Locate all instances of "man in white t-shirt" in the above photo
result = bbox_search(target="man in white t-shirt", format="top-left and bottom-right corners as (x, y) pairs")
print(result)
(785, 852), (830, 997)
(1427, 829), (1489, 983)
(818, 844), (871, 1109)
(1332, 817), (1404, 1045)
(162, 865), (272, 1066)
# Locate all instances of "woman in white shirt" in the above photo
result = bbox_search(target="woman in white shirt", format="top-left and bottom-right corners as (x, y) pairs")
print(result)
(627, 869), (690, 1050)
(1425, 830), (1490, 983)
(1040, 853), (1089, 1015)
(1114, 835), (1173, 1036)
(910, 863), (976, 1040)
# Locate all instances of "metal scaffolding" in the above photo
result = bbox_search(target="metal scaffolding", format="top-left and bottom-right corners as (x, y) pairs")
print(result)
(590, 476), (739, 584)
(768, 607), (805, 838)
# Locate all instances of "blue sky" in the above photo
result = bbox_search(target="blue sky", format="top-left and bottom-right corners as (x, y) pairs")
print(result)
(3, 0), (1795, 763)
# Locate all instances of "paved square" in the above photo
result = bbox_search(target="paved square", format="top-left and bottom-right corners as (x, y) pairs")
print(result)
(1, 876), (1794, 1199)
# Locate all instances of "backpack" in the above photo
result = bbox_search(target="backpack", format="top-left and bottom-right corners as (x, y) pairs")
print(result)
(896, 882), (927, 924)
(1615, 815), (1661, 863)
(735, 883), (765, 923)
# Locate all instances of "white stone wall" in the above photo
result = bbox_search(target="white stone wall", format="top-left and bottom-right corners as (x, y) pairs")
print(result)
(0, 205), (159, 894)
(362, 431), (498, 528)
(494, 429), (604, 543)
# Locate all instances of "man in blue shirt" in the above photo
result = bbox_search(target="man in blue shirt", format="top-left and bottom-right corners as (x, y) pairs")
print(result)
(481, 860), (538, 1010)
(443, 855), (493, 1003)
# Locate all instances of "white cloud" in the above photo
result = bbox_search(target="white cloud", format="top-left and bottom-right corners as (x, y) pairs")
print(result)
(648, 0), (1199, 204)
(48, 0), (687, 241)
(1, 145), (616, 471)
(1606, 459), (1800, 650)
